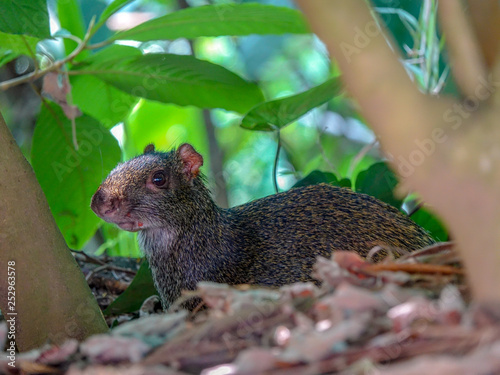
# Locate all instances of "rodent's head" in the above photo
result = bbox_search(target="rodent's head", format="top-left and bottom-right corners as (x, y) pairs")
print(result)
(91, 143), (205, 232)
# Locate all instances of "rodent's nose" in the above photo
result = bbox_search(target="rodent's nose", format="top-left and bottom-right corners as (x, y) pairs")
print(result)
(91, 188), (118, 219)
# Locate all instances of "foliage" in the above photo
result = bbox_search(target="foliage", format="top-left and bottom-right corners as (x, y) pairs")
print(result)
(0, 0), (448, 269)
(104, 260), (157, 315)
(0, 0), (50, 38)
(31, 103), (121, 248)
(241, 77), (342, 131)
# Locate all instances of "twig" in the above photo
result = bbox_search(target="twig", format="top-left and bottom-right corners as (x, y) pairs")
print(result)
(273, 130), (281, 194)
(419, 0), (432, 89)
(0, 17), (96, 91)
(348, 139), (378, 176)
(86, 39), (113, 51)
(316, 112), (337, 174)
(85, 263), (137, 282)
(64, 68), (79, 150)
(363, 262), (463, 275)
(21, 35), (39, 71)
(396, 241), (456, 262)
(71, 249), (106, 265)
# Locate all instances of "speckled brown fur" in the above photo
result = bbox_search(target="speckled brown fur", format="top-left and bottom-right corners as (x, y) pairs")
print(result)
(91, 144), (435, 310)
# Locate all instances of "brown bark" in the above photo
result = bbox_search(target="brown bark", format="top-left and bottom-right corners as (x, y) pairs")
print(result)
(438, 0), (488, 97)
(296, 0), (500, 304)
(465, 0), (500, 69)
(0, 112), (108, 351)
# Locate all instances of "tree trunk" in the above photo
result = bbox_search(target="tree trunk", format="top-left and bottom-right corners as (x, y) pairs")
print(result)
(296, 0), (500, 304)
(0, 112), (108, 351)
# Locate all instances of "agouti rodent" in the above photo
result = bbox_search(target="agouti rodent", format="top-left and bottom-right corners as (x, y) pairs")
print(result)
(91, 144), (435, 309)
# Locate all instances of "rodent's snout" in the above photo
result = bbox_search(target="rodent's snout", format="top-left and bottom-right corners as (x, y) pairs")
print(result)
(90, 186), (143, 232)
(91, 188), (117, 219)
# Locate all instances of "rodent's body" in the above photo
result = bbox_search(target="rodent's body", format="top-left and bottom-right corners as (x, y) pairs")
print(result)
(91, 144), (435, 310)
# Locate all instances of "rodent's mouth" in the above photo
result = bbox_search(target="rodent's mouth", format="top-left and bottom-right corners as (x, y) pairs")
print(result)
(116, 221), (145, 232)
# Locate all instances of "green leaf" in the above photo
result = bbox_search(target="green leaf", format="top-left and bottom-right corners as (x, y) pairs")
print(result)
(104, 260), (158, 316)
(71, 75), (139, 128)
(338, 178), (352, 188)
(57, 0), (89, 61)
(74, 53), (264, 113)
(0, 49), (17, 68)
(0, 0), (50, 38)
(71, 46), (141, 127)
(355, 162), (403, 209)
(410, 207), (448, 242)
(111, 3), (309, 42)
(81, 43), (142, 64)
(0, 31), (39, 57)
(125, 100), (207, 160)
(293, 170), (351, 189)
(241, 77), (343, 131)
(94, 0), (135, 33)
(31, 102), (121, 249)
(327, 95), (362, 120)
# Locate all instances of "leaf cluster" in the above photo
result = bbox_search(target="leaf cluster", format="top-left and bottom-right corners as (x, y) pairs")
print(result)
(0, 0), (447, 258)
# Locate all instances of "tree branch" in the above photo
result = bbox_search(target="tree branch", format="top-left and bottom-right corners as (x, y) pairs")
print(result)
(297, 0), (500, 305)
(438, 0), (489, 98)
(0, 18), (95, 92)
(465, 0), (500, 70)
(296, 0), (431, 165)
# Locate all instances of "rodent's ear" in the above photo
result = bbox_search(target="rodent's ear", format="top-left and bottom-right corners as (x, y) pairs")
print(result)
(144, 144), (156, 154)
(178, 143), (203, 182)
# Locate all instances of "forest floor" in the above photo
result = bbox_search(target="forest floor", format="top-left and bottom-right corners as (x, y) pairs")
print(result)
(3, 243), (500, 374)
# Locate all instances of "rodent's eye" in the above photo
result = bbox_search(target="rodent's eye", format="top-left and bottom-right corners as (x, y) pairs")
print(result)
(152, 171), (167, 187)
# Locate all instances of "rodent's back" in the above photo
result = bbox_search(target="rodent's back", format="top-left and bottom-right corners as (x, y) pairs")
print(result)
(226, 183), (434, 286)
(91, 143), (435, 308)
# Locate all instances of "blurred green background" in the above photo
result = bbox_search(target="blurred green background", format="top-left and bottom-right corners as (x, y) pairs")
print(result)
(0, 0), (451, 257)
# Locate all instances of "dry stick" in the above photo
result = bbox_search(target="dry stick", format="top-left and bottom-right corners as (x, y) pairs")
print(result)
(437, 0), (488, 98)
(70, 249), (138, 276)
(348, 139), (377, 176)
(71, 249), (106, 266)
(419, 0), (432, 89)
(316, 112), (337, 174)
(85, 264), (137, 282)
(363, 263), (463, 275)
(396, 241), (456, 262)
